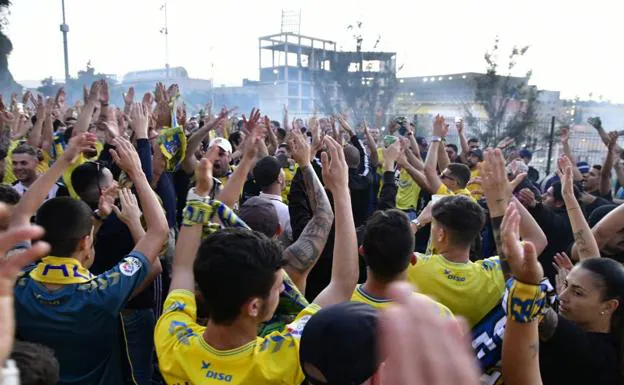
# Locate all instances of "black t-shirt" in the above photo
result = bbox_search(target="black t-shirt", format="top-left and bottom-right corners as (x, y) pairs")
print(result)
(540, 315), (619, 385)
(585, 196), (613, 218)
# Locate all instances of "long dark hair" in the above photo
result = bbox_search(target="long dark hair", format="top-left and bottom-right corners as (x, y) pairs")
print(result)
(580, 258), (624, 381)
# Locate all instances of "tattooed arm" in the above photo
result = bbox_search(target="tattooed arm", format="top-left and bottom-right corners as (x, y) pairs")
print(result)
(282, 164), (333, 294)
(504, 315), (543, 385)
(558, 156), (600, 261)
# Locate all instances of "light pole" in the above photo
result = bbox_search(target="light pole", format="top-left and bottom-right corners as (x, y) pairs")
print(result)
(60, 0), (70, 84)
(160, 1), (170, 79)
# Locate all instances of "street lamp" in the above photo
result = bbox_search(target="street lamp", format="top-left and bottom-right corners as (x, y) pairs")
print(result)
(60, 0), (70, 84)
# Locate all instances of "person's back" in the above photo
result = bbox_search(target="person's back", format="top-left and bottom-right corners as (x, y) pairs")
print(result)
(405, 196), (504, 327)
(353, 209), (454, 319)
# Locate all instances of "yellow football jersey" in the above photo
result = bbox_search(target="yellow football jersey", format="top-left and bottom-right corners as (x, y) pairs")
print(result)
(3, 141), (51, 184)
(155, 289), (319, 385)
(281, 164), (297, 204)
(376, 148), (421, 210)
(351, 284), (454, 319)
(406, 254), (505, 327)
(467, 168), (483, 200)
(435, 183), (474, 200)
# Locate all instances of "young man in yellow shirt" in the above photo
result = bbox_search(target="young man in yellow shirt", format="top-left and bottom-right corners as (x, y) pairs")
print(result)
(352, 208), (453, 318)
(423, 115), (474, 200)
(154, 134), (359, 385)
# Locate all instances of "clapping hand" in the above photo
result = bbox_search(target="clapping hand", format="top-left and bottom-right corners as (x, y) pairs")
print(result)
(501, 202), (543, 285)
(321, 136), (348, 193)
(112, 188), (142, 227)
(287, 129), (311, 166)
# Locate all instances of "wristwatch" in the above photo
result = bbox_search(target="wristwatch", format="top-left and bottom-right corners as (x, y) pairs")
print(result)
(92, 209), (108, 221)
(411, 218), (422, 231)
(430, 136), (442, 143)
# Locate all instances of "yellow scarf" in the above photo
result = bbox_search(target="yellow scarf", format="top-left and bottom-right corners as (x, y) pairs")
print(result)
(29, 256), (95, 284)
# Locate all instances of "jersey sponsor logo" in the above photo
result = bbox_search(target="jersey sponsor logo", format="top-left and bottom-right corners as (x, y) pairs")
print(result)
(201, 362), (233, 382)
(119, 256), (142, 277)
(443, 269), (466, 282)
(286, 315), (311, 337)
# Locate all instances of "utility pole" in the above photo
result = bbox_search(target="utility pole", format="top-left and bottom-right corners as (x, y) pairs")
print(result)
(160, 2), (170, 79)
(60, 0), (70, 84)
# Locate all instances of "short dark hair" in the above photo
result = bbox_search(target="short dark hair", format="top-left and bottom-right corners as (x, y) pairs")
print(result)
(468, 138), (479, 144)
(362, 210), (414, 281)
(70, 162), (108, 206)
(194, 228), (285, 325)
(253, 156), (281, 188)
(11, 341), (60, 385)
(12, 144), (38, 158)
(551, 181), (580, 204)
(447, 163), (471, 188)
(228, 131), (243, 147)
(278, 143), (289, 150)
(592, 164), (602, 171)
(277, 128), (287, 142)
(35, 197), (93, 256)
(445, 143), (458, 153)
(271, 120), (281, 129)
(238, 197), (280, 238)
(0, 184), (20, 205)
(343, 144), (360, 169)
(432, 195), (485, 248)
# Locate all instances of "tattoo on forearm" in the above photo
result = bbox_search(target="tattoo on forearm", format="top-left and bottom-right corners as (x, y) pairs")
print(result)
(284, 165), (333, 274)
(573, 229), (590, 254)
(529, 341), (539, 359)
(490, 216), (511, 280)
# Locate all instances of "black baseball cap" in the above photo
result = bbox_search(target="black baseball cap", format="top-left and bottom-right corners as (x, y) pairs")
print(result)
(300, 302), (380, 385)
(253, 156), (282, 188)
(238, 196), (279, 238)
(469, 148), (484, 161)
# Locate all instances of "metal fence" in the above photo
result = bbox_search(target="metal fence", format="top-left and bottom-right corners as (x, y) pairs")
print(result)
(407, 113), (620, 182)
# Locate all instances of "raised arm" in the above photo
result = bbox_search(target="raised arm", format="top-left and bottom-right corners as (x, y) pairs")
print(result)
(588, 117), (623, 154)
(182, 108), (228, 174)
(311, 136), (359, 307)
(437, 136), (450, 171)
(26, 96), (46, 148)
(457, 119), (470, 164)
(600, 132), (618, 197)
(398, 150), (430, 191)
(282, 130), (333, 293)
(169, 153), (215, 292)
(501, 203), (544, 385)
(109, 137), (168, 264)
(556, 155), (600, 261)
(423, 115), (448, 194)
(11, 133), (97, 227)
(73, 81), (101, 137)
(264, 116), (278, 156)
(559, 127), (583, 182)
(362, 122), (379, 168)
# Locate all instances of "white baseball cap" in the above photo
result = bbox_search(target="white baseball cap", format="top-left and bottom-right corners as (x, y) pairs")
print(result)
(208, 137), (233, 154)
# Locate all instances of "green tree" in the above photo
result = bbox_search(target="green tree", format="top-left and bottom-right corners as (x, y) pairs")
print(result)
(0, 0), (22, 94)
(465, 37), (538, 147)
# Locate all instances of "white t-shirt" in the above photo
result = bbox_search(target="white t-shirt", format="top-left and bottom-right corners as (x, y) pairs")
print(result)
(12, 181), (59, 201)
(259, 192), (293, 243)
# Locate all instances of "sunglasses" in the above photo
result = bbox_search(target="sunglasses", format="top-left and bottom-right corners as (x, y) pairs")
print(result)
(440, 173), (457, 183)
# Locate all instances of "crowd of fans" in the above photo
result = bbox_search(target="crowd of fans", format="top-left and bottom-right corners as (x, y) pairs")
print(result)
(0, 81), (623, 385)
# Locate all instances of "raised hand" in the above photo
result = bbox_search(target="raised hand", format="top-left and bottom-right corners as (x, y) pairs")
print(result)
(110, 137), (142, 177)
(176, 103), (187, 127)
(87, 80), (102, 105)
(380, 282), (480, 385)
(501, 202), (543, 284)
(559, 126), (570, 143)
(166, 84), (180, 102)
(55, 87), (66, 111)
(433, 114), (449, 137)
(556, 155), (574, 198)
(383, 140), (401, 169)
(242, 108), (261, 135)
(478, 149), (513, 217)
(98, 183), (119, 219)
(288, 129), (311, 166)
(129, 103), (149, 139)
(587, 117), (602, 130)
(112, 188), (142, 227)
(62, 133), (98, 163)
(142, 92), (154, 110)
(456, 117), (464, 134)
(553, 252), (573, 295)
(336, 115), (355, 137)
(99, 80), (110, 104)
(518, 188), (537, 208)
(195, 148), (216, 196)
(154, 82), (166, 104)
(0, 203), (50, 364)
(123, 87), (135, 106)
(321, 136), (348, 193)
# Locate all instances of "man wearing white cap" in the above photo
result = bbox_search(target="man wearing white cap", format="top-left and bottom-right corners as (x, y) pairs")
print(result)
(206, 137), (235, 198)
